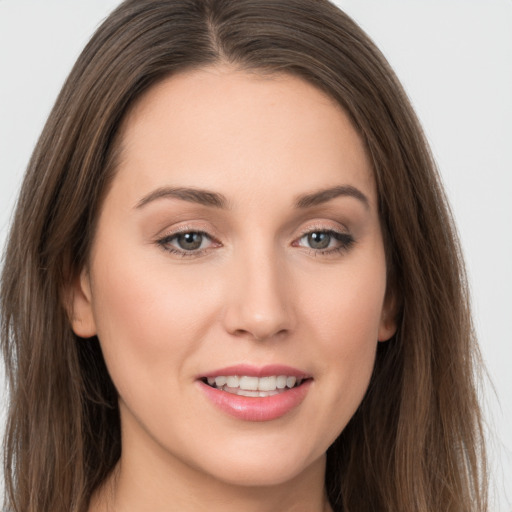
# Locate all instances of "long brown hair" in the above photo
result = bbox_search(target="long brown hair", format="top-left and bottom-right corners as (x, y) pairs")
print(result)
(1, 1), (487, 510)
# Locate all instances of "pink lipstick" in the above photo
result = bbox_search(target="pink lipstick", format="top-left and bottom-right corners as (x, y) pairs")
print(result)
(197, 365), (312, 422)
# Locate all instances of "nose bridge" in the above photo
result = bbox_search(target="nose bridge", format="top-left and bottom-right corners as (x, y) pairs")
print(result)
(223, 238), (294, 340)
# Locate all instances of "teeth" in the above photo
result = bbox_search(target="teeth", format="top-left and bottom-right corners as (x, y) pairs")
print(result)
(226, 376), (239, 388)
(226, 388), (280, 397)
(286, 376), (297, 388)
(276, 375), (287, 389)
(237, 389), (259, 397)
(239, 376), (259, 390)
(258, 376), (276, 391)
(214, 376), (227, 387)
(206, 375), (303, 392)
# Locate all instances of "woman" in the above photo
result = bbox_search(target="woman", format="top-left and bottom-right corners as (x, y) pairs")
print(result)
(1, 0), (488, 511)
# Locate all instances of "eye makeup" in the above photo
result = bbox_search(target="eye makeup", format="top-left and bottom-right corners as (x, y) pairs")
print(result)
(155, 224), (356, 259)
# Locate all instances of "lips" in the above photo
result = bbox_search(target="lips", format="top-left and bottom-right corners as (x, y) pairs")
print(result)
(197, 365), (312, 421)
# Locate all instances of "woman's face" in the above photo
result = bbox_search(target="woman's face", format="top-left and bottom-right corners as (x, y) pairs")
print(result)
(71, 66), (395, 489)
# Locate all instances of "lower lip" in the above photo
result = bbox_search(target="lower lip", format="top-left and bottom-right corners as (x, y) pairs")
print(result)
(198, 380), (312, 422)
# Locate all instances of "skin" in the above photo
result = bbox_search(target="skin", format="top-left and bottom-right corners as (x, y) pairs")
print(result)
(70, 65), (396, 512)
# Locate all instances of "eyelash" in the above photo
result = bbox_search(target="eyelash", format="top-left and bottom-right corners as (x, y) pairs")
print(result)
(157, 229), (217, 258)
(156, 227), (355, 258)
(294, 228), (355, 256)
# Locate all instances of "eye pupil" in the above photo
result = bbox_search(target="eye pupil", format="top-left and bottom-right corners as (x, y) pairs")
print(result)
(308, 232), (330, 249)
(177, 232), (203, 250)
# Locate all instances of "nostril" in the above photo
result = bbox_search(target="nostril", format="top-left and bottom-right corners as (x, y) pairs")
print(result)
(232, 327), (289, 342)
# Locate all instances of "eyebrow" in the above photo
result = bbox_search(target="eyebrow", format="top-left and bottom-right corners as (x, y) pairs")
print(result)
(294, 185), (370, 210)
(135, 184), (369, 211)
(135, 186), (229, 209)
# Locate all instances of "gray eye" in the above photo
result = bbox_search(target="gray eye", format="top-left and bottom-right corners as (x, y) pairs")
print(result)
(176, 232), (204, 250)
(307, 232), (331, 249)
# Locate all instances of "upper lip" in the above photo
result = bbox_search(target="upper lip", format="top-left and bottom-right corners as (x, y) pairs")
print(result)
(198, 364), (311, 379)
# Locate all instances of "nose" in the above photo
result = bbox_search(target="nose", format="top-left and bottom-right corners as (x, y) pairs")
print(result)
(222, 245), (295, 341)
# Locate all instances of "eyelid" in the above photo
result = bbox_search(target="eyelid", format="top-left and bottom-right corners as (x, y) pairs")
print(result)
(154, 219), (224, 244)
(294, 220), (350, 238)
(155, 224), (221, 257)
(153, 220), (355, 258)
(292, 221), (355, 254)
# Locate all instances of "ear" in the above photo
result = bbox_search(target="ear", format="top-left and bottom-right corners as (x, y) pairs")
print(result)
(378, 290), (398, 342)
(64, 267), (97, 338)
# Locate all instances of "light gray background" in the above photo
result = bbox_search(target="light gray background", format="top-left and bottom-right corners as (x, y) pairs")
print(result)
(1, 0), (511, 509)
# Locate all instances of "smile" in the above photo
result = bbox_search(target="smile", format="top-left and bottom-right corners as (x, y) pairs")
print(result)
(204, 375), (303, 397)
(198, 365), (312, 421)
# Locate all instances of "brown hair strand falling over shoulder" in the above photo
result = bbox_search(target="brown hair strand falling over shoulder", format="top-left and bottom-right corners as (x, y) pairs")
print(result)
(1, 1), (487, 511)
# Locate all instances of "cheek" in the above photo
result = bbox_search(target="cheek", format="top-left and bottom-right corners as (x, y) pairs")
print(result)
(298, 255), (387, 439)
(303, 251), (387, 356)
(87, 248), (221, 392)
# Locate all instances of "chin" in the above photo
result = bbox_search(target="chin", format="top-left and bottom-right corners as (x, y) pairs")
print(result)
(187, 441), (325, 488)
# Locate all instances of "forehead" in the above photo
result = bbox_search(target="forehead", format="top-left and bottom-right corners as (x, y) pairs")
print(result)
(112, 65), (375, 206)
